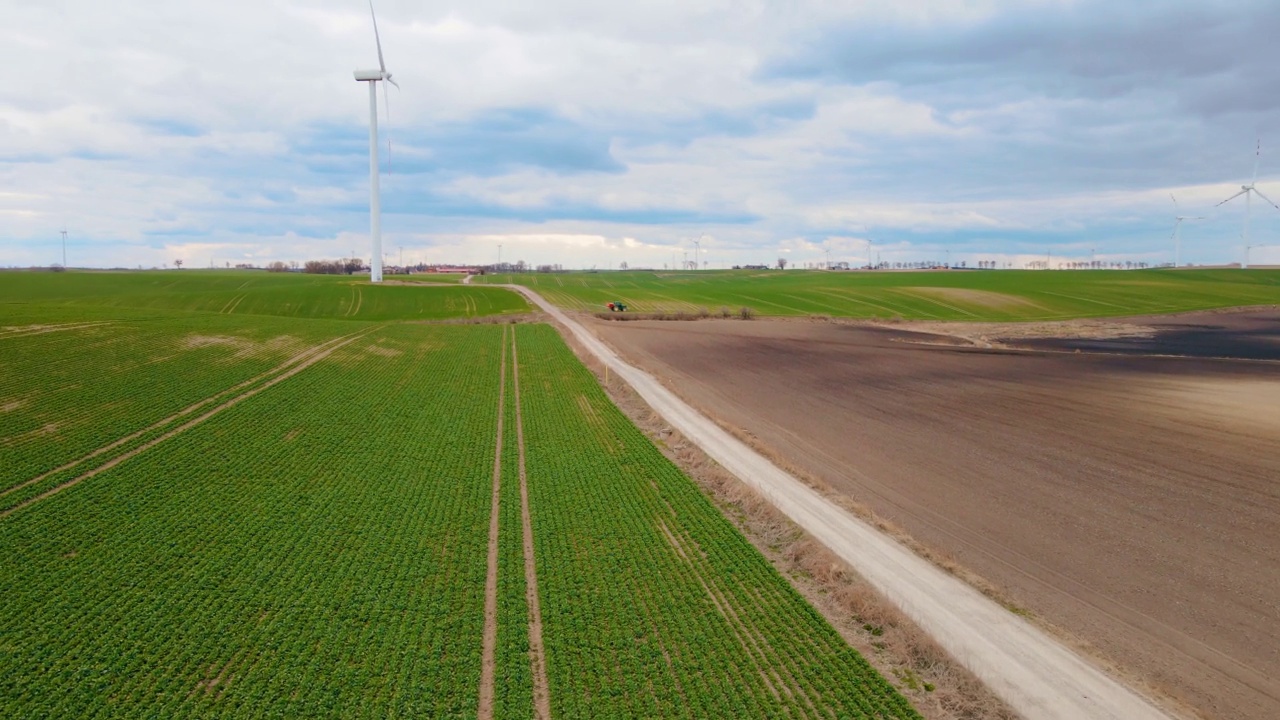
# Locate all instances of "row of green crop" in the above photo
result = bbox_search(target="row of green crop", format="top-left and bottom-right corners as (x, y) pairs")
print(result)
(0, 311), (363, 489)
(0, 324), (506, 717)
(494, 325), (535, 718)
(513, 324), (920, 719)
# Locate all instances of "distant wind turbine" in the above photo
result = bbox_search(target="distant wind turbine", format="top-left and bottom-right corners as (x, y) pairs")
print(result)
(1170, 195), (1203, 268)
(354, 0), (399, 283)
(1217, 140), (1280, 269)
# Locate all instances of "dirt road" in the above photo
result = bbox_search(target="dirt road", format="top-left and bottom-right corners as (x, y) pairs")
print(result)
(510, 285), (1170, 720)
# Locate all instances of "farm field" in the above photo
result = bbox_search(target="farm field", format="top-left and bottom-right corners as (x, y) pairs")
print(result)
(475, 268), (1280, 320)
(594, 313), (1280, 720)
(392, 272), (469, 284)
(0, 275), (919, 718)
(0, 270), (528, 321)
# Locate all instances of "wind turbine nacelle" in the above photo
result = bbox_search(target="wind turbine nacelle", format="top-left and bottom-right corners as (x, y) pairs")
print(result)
(354, 69), (383, 81)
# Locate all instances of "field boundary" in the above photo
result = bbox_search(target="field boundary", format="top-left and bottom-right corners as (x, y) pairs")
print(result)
(561, 325), (1013, 718)
(506, 284), (1173, 720)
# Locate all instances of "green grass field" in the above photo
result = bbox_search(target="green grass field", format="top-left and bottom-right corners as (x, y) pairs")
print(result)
(1, 269), (527, 321)
(392, 272), (469, 284)
(0, 274), (920, 717)
(474, 268), (1280, 320)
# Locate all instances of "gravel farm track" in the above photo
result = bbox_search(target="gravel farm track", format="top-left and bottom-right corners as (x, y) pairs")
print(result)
(588, 308), (1280, 720)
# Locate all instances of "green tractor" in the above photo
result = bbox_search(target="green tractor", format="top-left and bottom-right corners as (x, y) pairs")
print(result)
(605, 301), (628, 312)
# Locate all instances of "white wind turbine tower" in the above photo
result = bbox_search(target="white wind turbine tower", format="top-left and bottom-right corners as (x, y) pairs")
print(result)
(1216, 140), (1280, 269)
(354, 0), (398, 283)
(1169, 194), (1203, 268)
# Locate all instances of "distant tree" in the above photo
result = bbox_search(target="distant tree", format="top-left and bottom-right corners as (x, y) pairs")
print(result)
(305, 260), (352, 274)
(266, 261), (289, 273)
(619, 261), (628, 270)
(174, 259), (183, 269)
(777, 257), (787, 269)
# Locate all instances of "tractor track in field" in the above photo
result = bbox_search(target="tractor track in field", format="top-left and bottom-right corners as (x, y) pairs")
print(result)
(511, 326), (552, 720)
(350, 286), (364, 317)
(1, 331), (365, 499)
(219, 294), (247, 315)
(478, 325), (551, 720)
(1, 329), (376, 519)
(477, 325), (508, 720)
(506, 283), (1172, 720)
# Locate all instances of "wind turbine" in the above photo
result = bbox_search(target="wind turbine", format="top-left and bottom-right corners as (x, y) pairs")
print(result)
(354, 0), (398, 283)
(1170, 194), (1203, 268)
(1217, 140), (1280, 269)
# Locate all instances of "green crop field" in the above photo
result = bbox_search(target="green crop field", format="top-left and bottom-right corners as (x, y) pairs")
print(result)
(1, 273), (920, 718)
(393, 272), (469, 284)
(474, 268), (1280, 320)
(1, 269), (527, 321)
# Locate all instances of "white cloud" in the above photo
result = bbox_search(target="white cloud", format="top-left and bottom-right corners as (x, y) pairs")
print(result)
(2, 0), (1279, 268)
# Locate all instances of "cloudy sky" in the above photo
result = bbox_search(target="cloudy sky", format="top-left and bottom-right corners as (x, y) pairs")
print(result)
(3, 0), (1279, 269)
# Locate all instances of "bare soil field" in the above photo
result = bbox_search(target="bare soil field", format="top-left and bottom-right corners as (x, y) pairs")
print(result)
(593, 311), (1280, 720)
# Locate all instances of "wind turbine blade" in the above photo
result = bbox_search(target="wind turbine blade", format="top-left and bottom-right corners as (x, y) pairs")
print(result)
(1253, 187), (1280, 210)
(1253, 139), (1261, 184)
(369, 0), (386, 75)
(387, 76), (400, 90)
(1217, 188), (1249, 206)
(1171, 193), (1178, 211)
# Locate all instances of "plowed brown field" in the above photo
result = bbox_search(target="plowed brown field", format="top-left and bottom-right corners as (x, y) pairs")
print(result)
(594, 313), (1280, 720)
